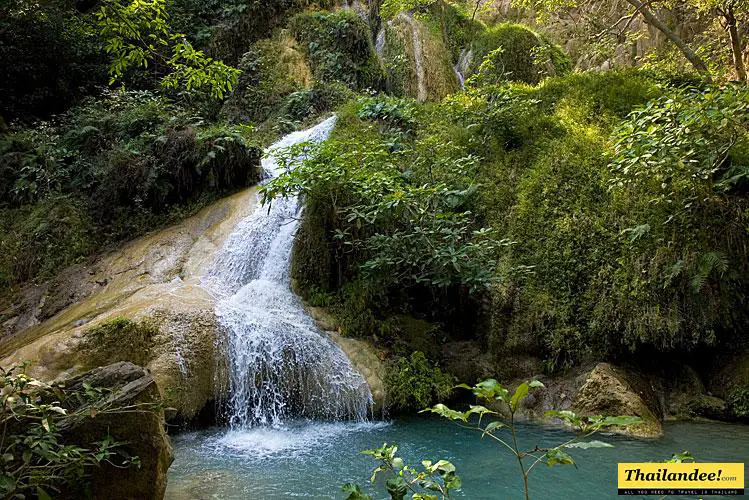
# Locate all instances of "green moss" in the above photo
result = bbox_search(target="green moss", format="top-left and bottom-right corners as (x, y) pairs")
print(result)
(470, 23), (571, 84)
(289, 10), (384, 90)
(221, 33), (312, 124)
(382, 23), (411, 97)
(0, 196), (95, 287)
(80, 317), (159, 369)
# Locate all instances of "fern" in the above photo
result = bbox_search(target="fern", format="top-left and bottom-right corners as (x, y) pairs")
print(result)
(690, 252), (729, 294)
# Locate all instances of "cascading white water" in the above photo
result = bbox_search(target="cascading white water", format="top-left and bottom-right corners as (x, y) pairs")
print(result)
(398, 13), (427, 102)
(375, 27), (386, 58)
(206, 116), (372, 429)
(454, 48), (473, 89)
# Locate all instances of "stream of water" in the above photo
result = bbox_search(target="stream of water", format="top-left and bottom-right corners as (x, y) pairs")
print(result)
(205, 116), (371, 429)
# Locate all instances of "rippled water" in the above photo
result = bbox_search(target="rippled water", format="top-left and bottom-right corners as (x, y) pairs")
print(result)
(166, 419), (749, 499)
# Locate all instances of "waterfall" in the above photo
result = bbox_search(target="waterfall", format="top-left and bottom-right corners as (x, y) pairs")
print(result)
(206, 116), (372, 429)
(398, 13), (427, 102)
(454, 48), (473, 89)
(375, 27), (386, 58)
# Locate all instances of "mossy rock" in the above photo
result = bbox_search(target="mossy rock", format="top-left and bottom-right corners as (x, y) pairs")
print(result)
(469, 23), (571, 85)
(386, 14), (459, 101)
(222, 32), (313, 124)
(289, 9), (384, 90)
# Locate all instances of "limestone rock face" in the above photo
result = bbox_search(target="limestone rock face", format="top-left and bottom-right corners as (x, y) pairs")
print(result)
(328, 331), (386, 416)
(0, 189), (257, 422)
(62, 362), (173, 500)
(571, 363), (663, 438)
(441, 341), (496, 385)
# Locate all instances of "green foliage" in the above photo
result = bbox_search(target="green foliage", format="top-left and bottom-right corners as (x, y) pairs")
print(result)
(665, 451), (696, 463)
(289, 10), (384, 90)
(263, 107), (509, 297)
(443, 70), (748, 367)
(221, 34), (311, 124)
(0, 197), (96, 286)
(468, 23), (571, 85)
(96, 0), (240, 99)
(0, 0), (107, 121)
(611, 84), (749, 210)
(728, 386), (749, 419)
(0, 90), (260, 288)
(424, 379), (643, 500)
(353, 443), (461, 500)
(0, 365), (141, 498)
(384, 352), (454, 413)
(275, 83), (353, 133)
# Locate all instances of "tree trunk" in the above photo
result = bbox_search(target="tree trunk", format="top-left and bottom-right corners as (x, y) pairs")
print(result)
(624, 0), (709, 73)
(722, 5), (747, 82)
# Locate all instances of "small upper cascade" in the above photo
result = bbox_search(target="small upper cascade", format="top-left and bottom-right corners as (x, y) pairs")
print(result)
(206, 116), (373, 429)
(376, 27), (387, 58)
(454, 48), (473, 89)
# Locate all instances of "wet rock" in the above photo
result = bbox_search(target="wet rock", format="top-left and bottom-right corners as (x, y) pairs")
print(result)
(0, 189), (256, 423)
(62, 362), (173, 500)
(328, 331), (386, 416)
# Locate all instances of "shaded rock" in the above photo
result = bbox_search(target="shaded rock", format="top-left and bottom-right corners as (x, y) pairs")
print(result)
(506, 362), (663, 438)
(442, 340), (495, 385)
(571, 363), (663, 438)
(707, 348), (749, 400)
(62, 362), (173, 500)
(680, 394), (729, 420)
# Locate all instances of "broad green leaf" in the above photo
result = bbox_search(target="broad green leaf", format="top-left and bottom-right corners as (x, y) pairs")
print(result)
(511, 382), (530, 411)
(386, 476), (408, 500)
(483, 420), (505, 435)
(545, 448), (575, 467)
(596, 415), (644, 427)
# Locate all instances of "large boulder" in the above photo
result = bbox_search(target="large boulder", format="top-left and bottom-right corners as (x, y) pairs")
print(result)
(512, 362), (664, 438)
(571, 363), (663, 437)
(61, 362), (173, 500)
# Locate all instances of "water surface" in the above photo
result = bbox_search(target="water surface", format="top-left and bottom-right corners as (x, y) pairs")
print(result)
(166, 418), (749, 499)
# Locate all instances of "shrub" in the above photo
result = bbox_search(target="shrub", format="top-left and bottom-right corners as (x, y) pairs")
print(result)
(729, 387), (749, 419)
(0, 365), (141, 498)
(0, 196), (95, 286)
(0, 90), (261, 289)
(384, 351), (454, 413)
(469, 23), (571, 84)
(289, 10), (384, 90)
